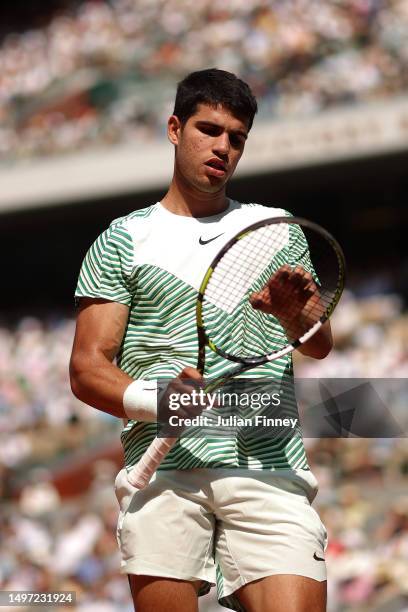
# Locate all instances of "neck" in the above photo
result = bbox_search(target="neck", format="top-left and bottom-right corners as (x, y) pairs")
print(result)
(161, 169), (228, 218)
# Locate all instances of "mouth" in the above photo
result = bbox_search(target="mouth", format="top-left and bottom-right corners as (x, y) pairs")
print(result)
(204, 158), (227, 177)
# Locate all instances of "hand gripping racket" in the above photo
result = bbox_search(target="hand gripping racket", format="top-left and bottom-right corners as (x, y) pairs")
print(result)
(127, 216), (345, 488)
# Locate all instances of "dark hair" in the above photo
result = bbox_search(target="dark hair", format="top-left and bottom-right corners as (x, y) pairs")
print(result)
(173, 68), (258, 131)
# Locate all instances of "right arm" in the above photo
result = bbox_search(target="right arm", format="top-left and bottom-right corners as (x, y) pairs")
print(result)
(69, 297), (205, 421)
(69, 297), (133, 419)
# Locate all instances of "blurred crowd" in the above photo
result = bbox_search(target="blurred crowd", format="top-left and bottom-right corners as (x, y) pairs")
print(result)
(0, 290), (407, 610)
(0, 316), (117, 476)
(308, 438), (408, 612)
(1, 0), (408, 162)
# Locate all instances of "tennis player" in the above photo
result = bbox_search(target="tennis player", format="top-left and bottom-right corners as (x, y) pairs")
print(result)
(70, 68), (332, 612)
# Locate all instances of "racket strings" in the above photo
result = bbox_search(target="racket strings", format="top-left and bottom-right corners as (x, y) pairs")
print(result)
(203, 224), (290, 357)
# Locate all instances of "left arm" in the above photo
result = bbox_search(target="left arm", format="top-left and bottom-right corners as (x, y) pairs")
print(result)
(250, 264), (333, 359)
(296, 319), (332, 359)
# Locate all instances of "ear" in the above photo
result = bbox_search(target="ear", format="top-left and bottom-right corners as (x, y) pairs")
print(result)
(167, 115), (181, 146)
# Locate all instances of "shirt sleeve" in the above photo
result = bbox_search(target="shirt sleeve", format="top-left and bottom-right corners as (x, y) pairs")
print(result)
(75, 220), (134, 306)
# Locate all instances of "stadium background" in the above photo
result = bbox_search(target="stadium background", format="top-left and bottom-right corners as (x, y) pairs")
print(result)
(0, 1), (407, 611)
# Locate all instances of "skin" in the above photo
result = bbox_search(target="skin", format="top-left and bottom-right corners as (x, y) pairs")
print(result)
(69, 298), (204, 421)
(161, 103), (248, 217)
(250, 264), (332, 359)
(70, 102), (329, 612)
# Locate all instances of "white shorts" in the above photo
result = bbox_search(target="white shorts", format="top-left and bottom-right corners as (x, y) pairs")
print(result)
(114, 468), (327, 611)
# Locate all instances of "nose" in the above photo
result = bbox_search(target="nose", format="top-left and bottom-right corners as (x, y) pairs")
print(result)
(213, 132), (230, 157)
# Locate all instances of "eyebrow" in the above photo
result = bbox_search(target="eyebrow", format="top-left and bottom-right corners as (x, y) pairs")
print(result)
(196, 120), (248, 140)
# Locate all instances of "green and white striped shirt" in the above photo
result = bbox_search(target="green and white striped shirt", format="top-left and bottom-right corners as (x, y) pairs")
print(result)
(75, 200), (310, 474)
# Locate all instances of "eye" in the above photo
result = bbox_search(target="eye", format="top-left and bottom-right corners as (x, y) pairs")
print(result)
(199, 124), (219, 136)
(230, 134), (245, 149)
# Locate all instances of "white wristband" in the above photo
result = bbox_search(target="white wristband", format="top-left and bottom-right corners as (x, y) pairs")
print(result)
(123, 380), (158, 422)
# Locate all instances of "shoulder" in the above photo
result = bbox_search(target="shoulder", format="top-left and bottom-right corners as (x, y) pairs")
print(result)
(94, 203), (160, 246)
(227, 200), (292, 224)
(109, 203), (159, 232)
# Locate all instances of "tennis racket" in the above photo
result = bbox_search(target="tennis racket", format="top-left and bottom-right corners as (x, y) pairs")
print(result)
(127, 215), (345, 488)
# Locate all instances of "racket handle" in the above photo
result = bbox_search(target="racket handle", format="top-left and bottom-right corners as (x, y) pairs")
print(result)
(126, 436), (178, 489)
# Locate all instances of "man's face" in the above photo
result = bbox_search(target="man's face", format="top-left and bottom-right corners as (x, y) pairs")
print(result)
(169, 103), (249, 194)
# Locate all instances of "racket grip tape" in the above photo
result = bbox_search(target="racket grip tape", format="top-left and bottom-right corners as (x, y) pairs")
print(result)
(126, 436), (178, 489)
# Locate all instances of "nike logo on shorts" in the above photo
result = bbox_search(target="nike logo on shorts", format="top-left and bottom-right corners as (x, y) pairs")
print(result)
(313, 552), (325, 561)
